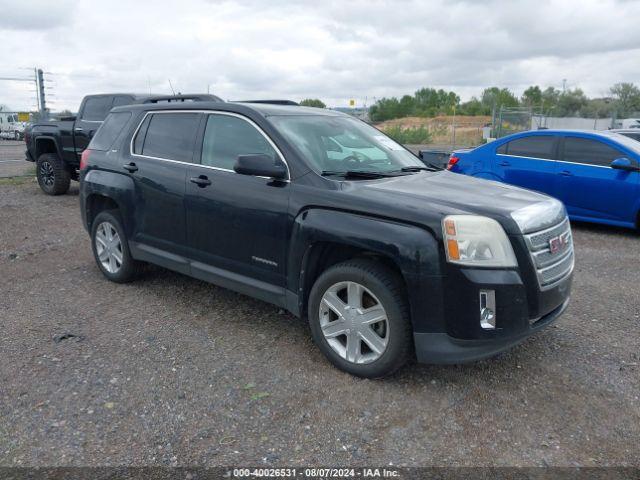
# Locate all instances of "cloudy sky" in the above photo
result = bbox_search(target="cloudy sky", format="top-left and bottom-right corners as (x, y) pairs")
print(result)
(1, 0), (639, 111)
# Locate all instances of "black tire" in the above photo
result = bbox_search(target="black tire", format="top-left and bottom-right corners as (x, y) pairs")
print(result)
(36, 153), (70, 195)
(90, 210), (142, 283)
(308, 258), (413, 378)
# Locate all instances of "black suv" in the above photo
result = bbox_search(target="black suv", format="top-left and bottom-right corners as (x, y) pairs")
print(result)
(79, 101), (573, 378)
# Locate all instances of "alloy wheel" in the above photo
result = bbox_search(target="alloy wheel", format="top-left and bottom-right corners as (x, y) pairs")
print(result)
(95, 221), (124, 274)
(39, 161), (55, 186)
(319, 281), (389, 364)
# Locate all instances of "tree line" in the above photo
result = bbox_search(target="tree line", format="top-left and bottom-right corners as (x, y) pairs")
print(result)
(368, 83), (640, 122)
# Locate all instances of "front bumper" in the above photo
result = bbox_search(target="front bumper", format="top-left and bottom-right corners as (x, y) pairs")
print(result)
(413, 255), (572, 364)
(414, 298), (569, 364)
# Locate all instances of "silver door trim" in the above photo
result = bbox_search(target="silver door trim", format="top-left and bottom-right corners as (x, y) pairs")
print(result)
(128, 109), (291, 180)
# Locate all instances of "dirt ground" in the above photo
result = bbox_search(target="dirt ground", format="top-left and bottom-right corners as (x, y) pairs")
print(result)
(0, 141), (32, 178)
(377, 115), (490, 147)
(0, 179), (639, 468)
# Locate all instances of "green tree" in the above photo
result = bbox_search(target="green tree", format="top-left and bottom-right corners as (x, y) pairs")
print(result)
(556, 88), (588, 116)
(580, 98), (612, 119)
(610, 83), (640, 117)
(459, 97), (487, 116)
(481, 87), (519, 112)
(521, 86), (542, 107)
(299, 98), (326, 108)
(540, 87), (563, 115)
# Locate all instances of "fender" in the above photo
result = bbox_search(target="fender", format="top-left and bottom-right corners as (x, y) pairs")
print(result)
(80, 169), (136, 236)
(33, 135), (64, 161)
(287, 208), (446, 333)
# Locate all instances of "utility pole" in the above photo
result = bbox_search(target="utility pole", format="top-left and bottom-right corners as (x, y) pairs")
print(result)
(36, 68), (47, 114)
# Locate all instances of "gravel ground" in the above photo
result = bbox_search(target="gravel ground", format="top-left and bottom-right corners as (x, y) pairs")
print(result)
(0, 141), (32, 178)
(0, 179), (639, 468)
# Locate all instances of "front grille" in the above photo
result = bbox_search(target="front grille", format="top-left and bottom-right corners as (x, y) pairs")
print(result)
(523, 217), (574, 289)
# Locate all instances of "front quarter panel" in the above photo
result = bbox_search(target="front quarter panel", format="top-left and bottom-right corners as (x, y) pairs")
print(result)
(288, 208), (445, 333)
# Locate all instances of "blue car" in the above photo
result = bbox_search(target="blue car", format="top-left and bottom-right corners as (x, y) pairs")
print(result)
(448, 130), (640, 229)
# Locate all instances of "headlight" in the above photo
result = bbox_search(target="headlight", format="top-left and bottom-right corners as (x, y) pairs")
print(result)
(442, 215), (517, 267)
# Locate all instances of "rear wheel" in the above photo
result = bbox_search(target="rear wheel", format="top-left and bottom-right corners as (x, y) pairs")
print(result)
(308, 259), (413, 378)
(91, 210), (141, 283)
(36, 153), (70, 195)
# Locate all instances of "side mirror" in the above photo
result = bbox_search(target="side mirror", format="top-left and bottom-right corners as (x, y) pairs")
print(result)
(234, 154), (287, 179)
(610, 157), (640, 172)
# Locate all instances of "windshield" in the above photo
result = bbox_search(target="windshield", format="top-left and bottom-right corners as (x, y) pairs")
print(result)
(269, 115), (424, 174)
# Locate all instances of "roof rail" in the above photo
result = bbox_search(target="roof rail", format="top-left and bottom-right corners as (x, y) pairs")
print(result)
(236, 99), (299, 106)
(141, 94), (223, 104)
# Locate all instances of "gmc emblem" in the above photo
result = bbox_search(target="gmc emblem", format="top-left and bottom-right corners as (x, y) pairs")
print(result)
(549, 232), (570, 254)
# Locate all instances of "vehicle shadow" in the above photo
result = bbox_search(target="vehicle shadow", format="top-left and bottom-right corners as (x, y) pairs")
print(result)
(134, 263), (561, 389)
(569, 219), (638, 237)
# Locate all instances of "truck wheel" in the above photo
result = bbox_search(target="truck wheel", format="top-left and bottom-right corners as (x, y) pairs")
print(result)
(308, 259), (413, 378)
(36, 153), (70, 195)
(14, 131), (20, 141)
(90, 210), (141, 283)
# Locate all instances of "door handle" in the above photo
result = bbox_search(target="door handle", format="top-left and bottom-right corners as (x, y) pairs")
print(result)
(559, 170), (572, 177)
(123, 162), (138, 173)
(190, 175), (212, 187)
(74, 127), (83, 132)
(498, 161), (511, 167)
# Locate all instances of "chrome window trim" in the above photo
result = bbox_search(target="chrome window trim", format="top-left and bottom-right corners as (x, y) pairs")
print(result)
(497, 153), (616, 169)
(129, 109), (291, 180)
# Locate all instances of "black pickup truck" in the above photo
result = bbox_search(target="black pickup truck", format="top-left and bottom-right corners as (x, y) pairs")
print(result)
(25, 93), (221, 194)
(79, 101), (574, 378)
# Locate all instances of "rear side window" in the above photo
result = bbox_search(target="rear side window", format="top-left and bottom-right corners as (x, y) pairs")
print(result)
(89, 112), (132, 151)
(201, 114), (277, 170)
(139, 113), (200, 162)
(562, 137), (624, 166)
(502, 136), (556, 159)
(81, 96), (114, 121)
(621, 132), (640, 142)
(112, 95), (134, 108)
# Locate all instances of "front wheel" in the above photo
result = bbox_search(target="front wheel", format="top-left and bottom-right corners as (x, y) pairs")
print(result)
(308, 259), (413, 378)
(36, 153), (70, 195)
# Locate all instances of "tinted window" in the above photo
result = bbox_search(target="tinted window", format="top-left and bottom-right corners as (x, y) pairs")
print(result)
(621, 132), (640, 142)
(504, 136), (555, 159)
(112, 96), (134, 108)
(497, 143), (507, 154)
(89, 112), (132, 151)
(563, 137), (624, 166)
(81, 96), (114, 121)
(141, 113), (200, 162)
(201, 114), (277, 170)
(133, 115), (151, 154)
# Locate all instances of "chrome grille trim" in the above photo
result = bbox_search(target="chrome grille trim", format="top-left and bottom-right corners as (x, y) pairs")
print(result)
(524, 217), (570, 251)
(523, 217), (574, 289)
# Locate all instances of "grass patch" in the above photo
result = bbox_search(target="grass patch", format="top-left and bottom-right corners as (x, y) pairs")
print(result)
(382, 125), (432, 144)
(0, 175), (35, 186)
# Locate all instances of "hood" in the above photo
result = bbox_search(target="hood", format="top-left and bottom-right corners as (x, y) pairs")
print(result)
(343, 170), (565, 235)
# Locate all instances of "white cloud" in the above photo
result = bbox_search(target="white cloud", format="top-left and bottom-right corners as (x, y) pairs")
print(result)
(0, 0), (639, 111)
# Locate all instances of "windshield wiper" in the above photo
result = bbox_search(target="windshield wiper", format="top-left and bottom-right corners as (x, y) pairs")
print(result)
(321, 170), (400, 179)
(396, 165), (441, 172)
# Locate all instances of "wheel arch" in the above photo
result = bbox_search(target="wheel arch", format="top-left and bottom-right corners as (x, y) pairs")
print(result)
(34, 136), (62, 159)
(85, 194), (121, 232)
(287, 208), (444, 332)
